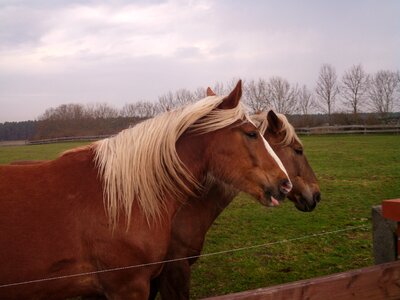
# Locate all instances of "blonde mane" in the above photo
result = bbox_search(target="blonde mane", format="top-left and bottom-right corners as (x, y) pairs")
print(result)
(92, 95), (247, 227)
(251, 111), (302, 146)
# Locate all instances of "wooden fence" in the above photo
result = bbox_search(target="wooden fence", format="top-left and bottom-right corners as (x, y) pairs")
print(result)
(296, 124), (400, 135)
(203, 199), (400, 300)
(0, 124), (395, 146)
(27, 135), (111, 145)
(24, 124), (400, 145)
(203, 261), (400, 300)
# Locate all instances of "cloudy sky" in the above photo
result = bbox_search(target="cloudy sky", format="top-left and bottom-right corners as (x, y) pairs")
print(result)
(1, 0), (399, 122)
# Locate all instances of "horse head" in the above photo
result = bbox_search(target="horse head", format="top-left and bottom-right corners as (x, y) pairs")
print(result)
(185, 81), (292, 207)
(259, 110), (321, 212)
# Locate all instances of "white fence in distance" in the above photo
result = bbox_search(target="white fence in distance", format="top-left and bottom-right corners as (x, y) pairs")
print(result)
(296, 124), (400, 135)
(3, 124), (398, 146)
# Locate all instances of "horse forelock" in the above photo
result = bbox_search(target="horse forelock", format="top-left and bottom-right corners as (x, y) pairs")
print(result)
(251, 112), (302, 147)
(92, 95), (248, 228)
(276, 113), (303, 147)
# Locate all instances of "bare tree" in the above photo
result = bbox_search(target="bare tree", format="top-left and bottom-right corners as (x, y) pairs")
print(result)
(86, 103), (119, 119)
(341, 64), (369, 114)
(121, 101), (157, 118)
(120, 103), (137, 118)
(315, 64), (339, 121)
(193, 87), (206, 100)
(268, 76), (299, 114)
(368, 70), (400, 114)
(211, 81), (228, 95)
(137, 101), (157, 118)
(243, 78), (270, 113)
(225, 77), (243, 92)
(39, 103), (87, 121)
(158, 91), (175, 112)
(191, 78), (242, 101)
(174, 89), (195, 106)
(39, 107), (57, 121)
(157, 88), (195, 112)
(297, 85), (315, 115)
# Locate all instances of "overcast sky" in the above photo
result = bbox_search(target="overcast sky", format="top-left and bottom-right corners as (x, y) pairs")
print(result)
(1, 0), (399, 122)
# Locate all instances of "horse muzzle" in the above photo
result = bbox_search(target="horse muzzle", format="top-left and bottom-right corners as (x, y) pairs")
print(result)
(291, 191), (321, 212)
(279, 179), (292, 195)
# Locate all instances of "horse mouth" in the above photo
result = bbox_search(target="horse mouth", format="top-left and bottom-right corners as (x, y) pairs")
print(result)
(261, 190), (285, 207)
(289, 194), (318, 212)
(295, 201), (316, 212)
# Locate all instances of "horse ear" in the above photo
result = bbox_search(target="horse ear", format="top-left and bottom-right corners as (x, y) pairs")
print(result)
(267, 110), (283, 133)
(206, 87), (216, 96)
(218, 80), (242, 109)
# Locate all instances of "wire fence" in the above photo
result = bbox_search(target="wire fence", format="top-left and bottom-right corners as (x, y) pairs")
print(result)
(0, 224), (369, 289)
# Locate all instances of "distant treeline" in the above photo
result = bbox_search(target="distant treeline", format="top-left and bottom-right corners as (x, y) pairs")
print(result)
(35, 116), (145, 140)
(2, 63), (400, 141)
(1, 112), (399, 142)
(288, 112), (400, 128)
(0, 121), (37, 141)
(0, 118), (144, 141)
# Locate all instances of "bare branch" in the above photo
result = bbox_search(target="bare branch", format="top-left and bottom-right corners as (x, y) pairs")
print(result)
(315, 64), (339, 118)
(121, 101), (157, 118)
(297, 85), (316, 115)
(268, 77), (299, 114)
(86, 103), (118, 119)
(243, 78), (270, 113)
(341, 64), (369, 114)
(368, 70), (400, 114)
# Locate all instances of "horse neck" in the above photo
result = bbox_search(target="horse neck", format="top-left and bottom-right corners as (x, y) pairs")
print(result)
(168, 176), (238, 257)
(175, 132), (209, 191)
(202, 175), (238, 215)
(173, 136), (239, 231)
(175, 131), (239, 216)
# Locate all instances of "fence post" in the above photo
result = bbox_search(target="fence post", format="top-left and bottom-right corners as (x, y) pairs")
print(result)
(372, 205), (397, 264)
(382, 199), (400, 260)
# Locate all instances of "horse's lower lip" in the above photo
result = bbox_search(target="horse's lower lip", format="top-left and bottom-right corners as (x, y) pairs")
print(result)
(270, 196), (280, 206)
(263, 190), (283, 207)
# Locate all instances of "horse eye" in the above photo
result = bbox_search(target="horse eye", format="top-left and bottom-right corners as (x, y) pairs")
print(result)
(246, 131), (258, 139)
(294, 148), (303, 155)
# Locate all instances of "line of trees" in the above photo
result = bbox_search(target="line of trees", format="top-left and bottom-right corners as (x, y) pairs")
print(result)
(1, 63), (399, 140)
(36, 64), (400, 121)
(0, 121), (36, 141)
(25, 64), (400, 123)
(27, 64), (400, 139)
(315, 64), (400, 124)
(94, 65), (400, 121)
(242, 64), (400, 121)
(34, 103), (144, 139)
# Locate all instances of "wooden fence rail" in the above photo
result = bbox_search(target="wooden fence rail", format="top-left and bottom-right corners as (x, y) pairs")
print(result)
(202, 260), (400, 300)
(27, 135), (112, 145)
(23, 124), (400, 145)
(1, 124), (399, 147)
(203, 199), (400, 300)
(296, 124), (400, 135)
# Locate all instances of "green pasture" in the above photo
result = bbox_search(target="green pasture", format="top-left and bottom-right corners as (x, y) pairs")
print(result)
(0, 135), (399, 299)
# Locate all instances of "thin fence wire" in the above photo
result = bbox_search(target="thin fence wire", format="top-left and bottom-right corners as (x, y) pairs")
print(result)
(0, 224), (369, 289)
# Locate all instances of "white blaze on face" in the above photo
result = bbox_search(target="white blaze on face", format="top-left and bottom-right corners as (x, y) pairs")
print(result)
(248, 118), (289, 179)
(261, 135), (289, 178)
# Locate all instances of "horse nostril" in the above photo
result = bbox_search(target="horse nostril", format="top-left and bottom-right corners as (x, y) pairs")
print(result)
(313, 192), (321, 203)
(279, 179), (292, 195)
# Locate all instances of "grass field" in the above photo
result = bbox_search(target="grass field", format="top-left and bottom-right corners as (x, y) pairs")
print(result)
(1, 134), (399, 299)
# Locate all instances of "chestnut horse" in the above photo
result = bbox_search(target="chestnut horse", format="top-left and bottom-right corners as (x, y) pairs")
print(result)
(148, 94), (321, 299)
(0, 81), (291, 300)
